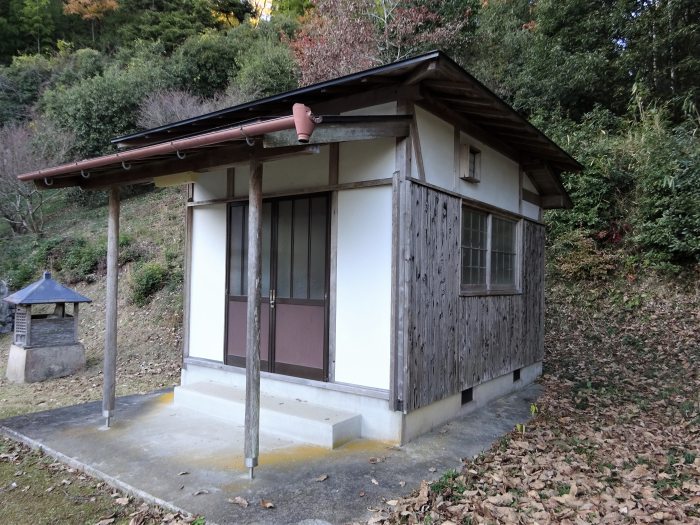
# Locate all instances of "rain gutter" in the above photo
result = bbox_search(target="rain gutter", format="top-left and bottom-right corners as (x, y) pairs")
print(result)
(17, 103), (320, 183)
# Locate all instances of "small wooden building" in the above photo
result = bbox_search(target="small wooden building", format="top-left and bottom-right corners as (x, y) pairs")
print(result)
(17, 52), (580, 454)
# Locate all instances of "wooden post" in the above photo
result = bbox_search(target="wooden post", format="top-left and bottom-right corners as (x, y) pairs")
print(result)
(244, 158), (263, 478)
(73, 302), (80, 344)
(102, 186), (119, 428)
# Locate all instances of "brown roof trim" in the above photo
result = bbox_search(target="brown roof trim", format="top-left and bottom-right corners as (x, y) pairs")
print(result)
(17, 104), (318, 183)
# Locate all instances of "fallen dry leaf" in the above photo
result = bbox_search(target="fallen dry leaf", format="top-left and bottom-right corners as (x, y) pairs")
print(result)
(228, 496), (248, 508)
(314, 474), (329, 482)
(260, 499), (275, 509)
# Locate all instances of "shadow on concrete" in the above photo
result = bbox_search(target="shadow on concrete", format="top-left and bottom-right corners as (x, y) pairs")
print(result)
(0, 384), (541, 525)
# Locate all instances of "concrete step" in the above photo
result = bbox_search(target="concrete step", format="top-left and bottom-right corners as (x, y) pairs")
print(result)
(173, 382), (362, 449)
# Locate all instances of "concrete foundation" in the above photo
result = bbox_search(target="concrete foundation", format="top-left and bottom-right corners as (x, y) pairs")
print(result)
(5, 343), (86, 383)
(402, 361), (542, 442)
(181, 357), (543, 446)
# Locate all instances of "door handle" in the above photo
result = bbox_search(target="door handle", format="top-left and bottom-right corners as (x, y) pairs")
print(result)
(270, 289), (276, 308)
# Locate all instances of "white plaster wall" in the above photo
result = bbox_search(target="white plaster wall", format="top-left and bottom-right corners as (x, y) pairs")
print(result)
(521, 201), (541, 221)
(414, 106), (455, 190)
(188, 204), (228, 362)
(233, 164), (249, 197)
(456, 134), (521, 213)
(193, 169), (228, 201)
(334, 186), (392, 390)
(262, 146), (329, 192)
(231, 148), (329, 196)
(339, 138), (396, 184)
(414, 106), (522, 214)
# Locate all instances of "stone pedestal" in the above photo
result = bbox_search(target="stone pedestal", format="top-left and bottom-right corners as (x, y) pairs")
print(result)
(5, 343), (86, 383)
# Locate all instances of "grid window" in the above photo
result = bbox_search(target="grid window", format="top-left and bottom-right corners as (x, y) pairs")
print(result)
(461, 205), (519, 294)
(460, 208), (487, 287)
(491, 217), (516, 287)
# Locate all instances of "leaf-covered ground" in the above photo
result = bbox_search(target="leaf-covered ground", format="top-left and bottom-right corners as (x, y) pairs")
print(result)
(373, 275), (700, 524)
(0, 436), (200, 525)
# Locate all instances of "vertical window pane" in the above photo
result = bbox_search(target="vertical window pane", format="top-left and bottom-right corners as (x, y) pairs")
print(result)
(292, 199), (309, 299)
(309, 197), (327, 300)
(242, 208), (248, 295)
(261, 203), (272, 297)
(490, 217), (516, 287)
(229, 206), (244, 295)
(461, 207), (488, 287)
(276, 200), (293, 298)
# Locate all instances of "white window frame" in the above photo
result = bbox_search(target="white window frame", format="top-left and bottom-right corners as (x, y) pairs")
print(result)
(460, 204), (522, 296)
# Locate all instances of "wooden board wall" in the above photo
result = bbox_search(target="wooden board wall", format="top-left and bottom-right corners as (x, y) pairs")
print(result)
(404, 182), (545, 412)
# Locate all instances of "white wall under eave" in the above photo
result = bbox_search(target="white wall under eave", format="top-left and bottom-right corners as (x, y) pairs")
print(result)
(188, 204), (228, 362)
(334, 186), (392, 390)
(414, 106), (455, 191)
(456, 132), (520, 213)
(232, 147), (330, 196)
(339, 138), (396, 184)
(521, 201), (541, 222)
(193, 169), (228, 201)
(414, 106), (522, 214)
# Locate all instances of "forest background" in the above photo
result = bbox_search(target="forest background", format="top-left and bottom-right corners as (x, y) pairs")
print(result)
(0, 0), (698, 286)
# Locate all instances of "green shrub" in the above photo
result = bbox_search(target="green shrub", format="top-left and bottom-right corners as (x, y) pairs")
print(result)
(543, 104), (700, 273)
(41, 50), (174, 157)
(0, 54), (53, 122)
(52, 47), (105, 86)
(233, 39), (298, 99)
(130, 262), (169, 307)
(170, 31), (239, 98)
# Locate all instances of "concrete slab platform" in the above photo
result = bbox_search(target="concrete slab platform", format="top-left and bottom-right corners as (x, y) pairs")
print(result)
(0, 384), (541, 525)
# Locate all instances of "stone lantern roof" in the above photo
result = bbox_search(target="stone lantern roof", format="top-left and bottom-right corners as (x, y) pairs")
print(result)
(3, 272), (92, 305)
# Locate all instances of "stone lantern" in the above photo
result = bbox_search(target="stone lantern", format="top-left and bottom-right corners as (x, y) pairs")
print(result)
(4, 271), (92, 383)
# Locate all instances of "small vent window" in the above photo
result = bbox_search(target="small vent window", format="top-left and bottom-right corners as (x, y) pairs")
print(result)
(513, 368), (521, 382)
(461, 387), (473, 405)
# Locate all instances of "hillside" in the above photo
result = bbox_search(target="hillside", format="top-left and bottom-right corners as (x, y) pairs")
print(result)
(0, 187), (185, 419)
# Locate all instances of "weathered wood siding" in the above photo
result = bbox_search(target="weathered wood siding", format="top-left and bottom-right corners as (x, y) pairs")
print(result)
(404, 183), (544, 412)
(29, 317), (76, 347)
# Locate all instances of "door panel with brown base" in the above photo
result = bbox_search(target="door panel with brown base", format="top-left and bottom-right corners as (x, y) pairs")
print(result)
(225, 194), (329, 380)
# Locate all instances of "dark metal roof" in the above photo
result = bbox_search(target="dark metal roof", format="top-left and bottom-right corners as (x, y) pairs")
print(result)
(112, 50), (582, 176)
(4, 272), (92, 305)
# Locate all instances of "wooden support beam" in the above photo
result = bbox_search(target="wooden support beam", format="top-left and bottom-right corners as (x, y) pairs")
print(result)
(312, 84), (421, 115)
(329, 143), (339, 185)
(244, 157), (263, 478)
(522, 188), (541, 207)
(263, 121), (410, 148)
(102, 186), (119, 428)
(390, 100), (412, 417)
(540, 194), (567, 209)
(402, 61), (437, 85)
(409, 106), (426, 181)
(422, 80), (478, 94)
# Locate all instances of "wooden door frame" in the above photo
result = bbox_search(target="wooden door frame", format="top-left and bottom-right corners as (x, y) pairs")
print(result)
(223, 192), (332, 381)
